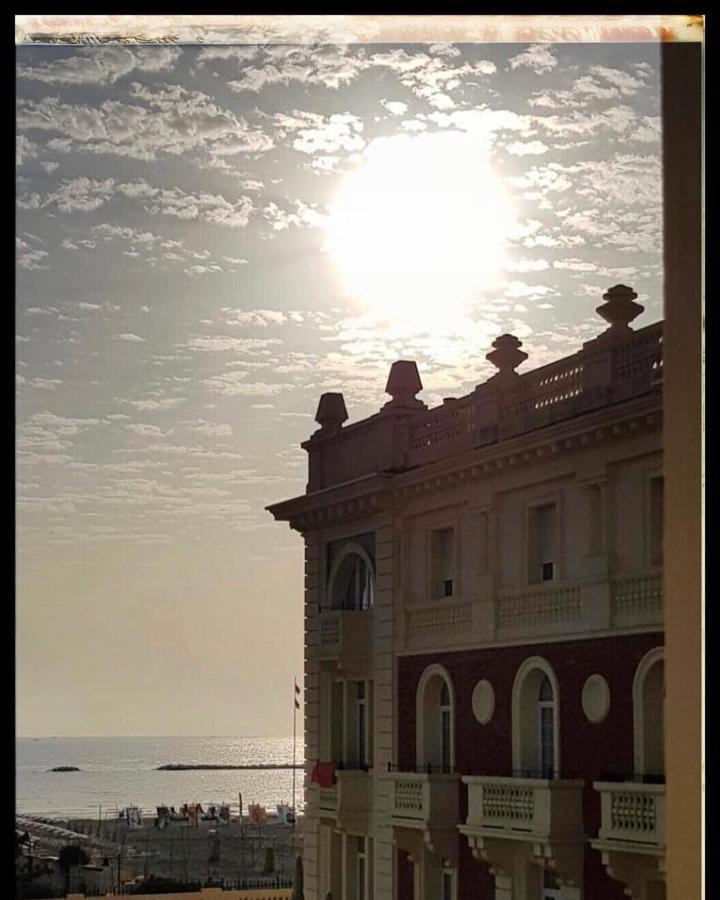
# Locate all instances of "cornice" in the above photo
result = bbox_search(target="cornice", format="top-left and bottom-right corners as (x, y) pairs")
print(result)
(268, 391), (662, 533)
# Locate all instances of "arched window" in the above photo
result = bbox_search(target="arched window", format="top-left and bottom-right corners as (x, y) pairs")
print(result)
(327, 544), (375, 611)
(633, 648), (665, 778)
(537, 676), (555, 779)
(512, 657), (560, 779)
(416, 665), (455, 773)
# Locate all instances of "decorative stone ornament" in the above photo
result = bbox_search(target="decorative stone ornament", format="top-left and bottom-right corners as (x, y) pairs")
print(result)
(384, 359), (425, 409)
(486, 334), (528, 381)
(471, 679), (495, 724)
(315, 392), (348, 433)
(581, 674), (610, 723)
(596, 284), (644, 334)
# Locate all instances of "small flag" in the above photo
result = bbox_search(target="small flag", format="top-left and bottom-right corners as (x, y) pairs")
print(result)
(294, 680), (301, 709)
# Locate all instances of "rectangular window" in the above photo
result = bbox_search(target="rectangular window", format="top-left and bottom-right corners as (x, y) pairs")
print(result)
(357, 837), (366, 900)
(431, 527), (454, 599)
(356, 682), (366, 769)
(649, 476), (664, 566)
(442, 869), (454, 900)
(529, 503), (557, 583)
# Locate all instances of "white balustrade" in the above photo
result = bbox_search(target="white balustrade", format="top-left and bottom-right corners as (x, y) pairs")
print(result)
(594, 782), (665, 849)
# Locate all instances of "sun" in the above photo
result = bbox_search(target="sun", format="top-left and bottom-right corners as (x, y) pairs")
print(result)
(324, 131), (517, 321)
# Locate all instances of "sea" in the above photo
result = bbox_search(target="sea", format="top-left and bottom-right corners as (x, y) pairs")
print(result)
(16, 736), (306, 820)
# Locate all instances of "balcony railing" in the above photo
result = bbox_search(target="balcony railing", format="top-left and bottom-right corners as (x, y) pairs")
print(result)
(310, 609), (373, 670)
(318, 768), (372, 830)
(384, 770), (460, 831)
(461, 775), (584, 842)
(611, 573), (662, 624)
(302, 321), (663, 491)
(594, 781), (665, 852)
(496, 583), (582, 635)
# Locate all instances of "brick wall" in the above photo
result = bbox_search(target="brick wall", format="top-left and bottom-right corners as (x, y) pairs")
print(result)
(397, 632), (663, 900)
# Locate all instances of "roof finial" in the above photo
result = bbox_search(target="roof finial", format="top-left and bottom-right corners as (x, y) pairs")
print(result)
(314, 392), (348, 434)
(486, 334), (528, 384)
(384, 360), (424, 409)
(596, 284), (644, 334)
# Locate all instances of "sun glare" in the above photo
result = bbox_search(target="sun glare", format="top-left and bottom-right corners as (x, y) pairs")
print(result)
(325, 131), (517, 321)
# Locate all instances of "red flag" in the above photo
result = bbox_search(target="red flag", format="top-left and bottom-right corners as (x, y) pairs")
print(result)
(295, 698), (300, 709)
(294, 681), (301, 694)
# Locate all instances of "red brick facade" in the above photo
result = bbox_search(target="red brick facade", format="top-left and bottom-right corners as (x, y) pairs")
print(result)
(396, 632), (664, 899)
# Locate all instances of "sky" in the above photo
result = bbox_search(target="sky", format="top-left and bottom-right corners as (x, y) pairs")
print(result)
(16, 39), (663, 737)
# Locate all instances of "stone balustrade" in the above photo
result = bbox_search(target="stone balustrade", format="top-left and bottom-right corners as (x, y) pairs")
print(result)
(301, 319), (663, 492)
(460, 776), (584, 843)
(594, 781), (665, 851)
(384, 771), (460, 831)
(318, 770), (372, 832)
(309, 609), (373, 676)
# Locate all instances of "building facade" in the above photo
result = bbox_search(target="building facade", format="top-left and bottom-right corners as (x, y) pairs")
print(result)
(268, 285), (665, 900)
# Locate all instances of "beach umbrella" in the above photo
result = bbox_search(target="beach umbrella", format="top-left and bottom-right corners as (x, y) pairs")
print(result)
(290, 853), (304, 900)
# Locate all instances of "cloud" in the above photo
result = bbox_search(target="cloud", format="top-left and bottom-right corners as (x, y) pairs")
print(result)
(203, 371), (285, 397)
(272, 110), (365, 156)
(381, 100), (408, 115)
(125, 423), (166, 437)
(590, 64), (648, 96)
(16, 134), (38, 166)
(18, 176), (115, 212)
(506, 140), (549, 156)
(18, 46), (182, 85)
(222, 309), (287, 328)
(187, 336), (281, 353)
(118, 181), (254, 228)
(17, 87), (273, 163)
(18, 248), (49, 270)
(114, 333), (146, 343)
(186, 421), (233, 437)
(508, 44), (557, 74)
(262, 199), (326, 232)
(126, 398), (187, 411)
(222, 44), (367, 93)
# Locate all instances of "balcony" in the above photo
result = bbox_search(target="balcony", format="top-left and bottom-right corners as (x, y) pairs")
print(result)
(591, 781), (666, 897)
(459, 776), (585, 884)
(309, 609), (373, 678)
(383, 769), (460, 860)
(593, 781), (665, 855)
(317, 768), (373, 832)
(460, 775), (584, 844)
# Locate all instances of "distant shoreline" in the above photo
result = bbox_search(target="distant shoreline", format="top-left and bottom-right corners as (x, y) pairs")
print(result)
(156, 764), (303, 771)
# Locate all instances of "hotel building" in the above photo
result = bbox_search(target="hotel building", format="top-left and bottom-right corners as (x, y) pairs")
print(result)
(268, 285), (665, 900)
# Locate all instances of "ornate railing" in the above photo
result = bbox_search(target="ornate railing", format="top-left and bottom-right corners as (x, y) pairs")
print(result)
(611, 573), (662, 621)
(303, 320), (663, 489)
(481, 783), (535, 824)
(594, 781), (665, 849)
(393, 778), (425, 817)
(461, 776), (584, 841)
(384, 771), (460, 830)
(405, 601), (472, 640)
(496, 584), (582, 633)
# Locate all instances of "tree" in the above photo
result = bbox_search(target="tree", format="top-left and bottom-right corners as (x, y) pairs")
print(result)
(57, 843), (90, 894)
